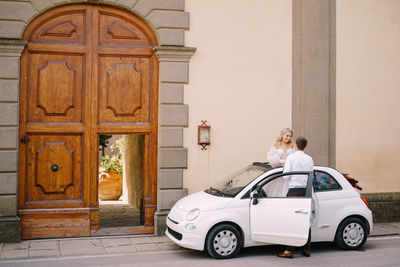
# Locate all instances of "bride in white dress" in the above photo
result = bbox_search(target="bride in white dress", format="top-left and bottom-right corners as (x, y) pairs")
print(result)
(267, 128), (295, 167)
(265, 128), (295, 197)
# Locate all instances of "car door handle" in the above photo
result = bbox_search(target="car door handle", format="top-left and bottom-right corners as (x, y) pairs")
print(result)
(295, 210), (309, 214)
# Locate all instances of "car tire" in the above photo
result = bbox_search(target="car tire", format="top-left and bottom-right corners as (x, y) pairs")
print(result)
(205, 224), (242, 259)
(335, 217), (368, 250)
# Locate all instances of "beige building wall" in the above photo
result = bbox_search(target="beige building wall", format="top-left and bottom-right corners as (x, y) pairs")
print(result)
(183, 0), (293, 193)
(336, 0), (400, 193)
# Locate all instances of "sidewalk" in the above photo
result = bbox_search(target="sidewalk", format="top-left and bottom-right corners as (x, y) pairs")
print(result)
(1, 222), (399, 261)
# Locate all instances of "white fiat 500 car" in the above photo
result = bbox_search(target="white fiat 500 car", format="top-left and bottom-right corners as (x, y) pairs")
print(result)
(166, 163), (373, 259)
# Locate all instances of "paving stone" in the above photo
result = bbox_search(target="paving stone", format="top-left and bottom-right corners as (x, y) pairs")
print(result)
(135, 243), (160, 252)
(156, 242), (182, 251)
(1, 248), (28, 259)
(370, 227), (389, 236)
(29, 241), (59, 250)
(377, 223), (400, 233)
(390, 222), (400, 229)
(101, 238), (131, 248)
(149, 235), (171, 243)
(370, 222), (400, 236)
(2, 242), (29, 259)
(128, 236), (153, 244)
(105, 245), (138, 254)
(59, 239), (105, 256)
(101, 238), (138, 254)
(29, 248), (60, 257)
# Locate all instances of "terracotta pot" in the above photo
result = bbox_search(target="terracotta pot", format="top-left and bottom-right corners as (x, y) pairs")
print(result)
(99, 170), (122, 201)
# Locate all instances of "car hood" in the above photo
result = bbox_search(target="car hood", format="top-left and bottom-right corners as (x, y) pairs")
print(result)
(174, 191), (233, 212)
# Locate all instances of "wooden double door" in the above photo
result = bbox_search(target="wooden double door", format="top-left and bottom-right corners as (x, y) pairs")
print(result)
(18, 4), (158, 239)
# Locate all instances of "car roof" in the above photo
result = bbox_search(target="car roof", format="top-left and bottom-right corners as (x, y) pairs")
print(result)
(252, 163), (356, 191)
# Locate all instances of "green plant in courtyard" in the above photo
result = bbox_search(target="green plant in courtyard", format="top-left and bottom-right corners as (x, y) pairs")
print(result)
(100, 155), (123, 175)
(99, 136), (124, 175)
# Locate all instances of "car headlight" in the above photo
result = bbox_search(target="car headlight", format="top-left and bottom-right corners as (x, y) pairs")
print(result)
(186, 208), (200, 221)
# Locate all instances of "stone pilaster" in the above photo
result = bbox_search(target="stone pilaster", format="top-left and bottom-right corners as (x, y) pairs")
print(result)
(292, 0), (336, 166)
(0, 39), (27, 243)
(154, 46), (195, 235)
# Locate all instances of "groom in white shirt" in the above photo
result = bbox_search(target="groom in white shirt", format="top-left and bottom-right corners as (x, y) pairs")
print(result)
(284, 137), (314, 196)
(277, 137), (314, 258)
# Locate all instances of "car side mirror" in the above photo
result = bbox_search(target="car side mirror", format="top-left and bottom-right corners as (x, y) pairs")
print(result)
(252, 191), (259, 205)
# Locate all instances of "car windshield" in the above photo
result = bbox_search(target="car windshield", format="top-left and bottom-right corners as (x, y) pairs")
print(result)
(205, 165), (267, 198)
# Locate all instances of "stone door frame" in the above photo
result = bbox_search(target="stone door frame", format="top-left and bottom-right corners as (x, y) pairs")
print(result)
(0, 0), (195, 241)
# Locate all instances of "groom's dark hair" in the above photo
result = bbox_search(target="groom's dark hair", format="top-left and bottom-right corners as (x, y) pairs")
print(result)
(296, 137), (308, 150)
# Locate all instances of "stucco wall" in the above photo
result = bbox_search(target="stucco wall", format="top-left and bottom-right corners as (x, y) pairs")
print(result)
(336, 0), (400, 193)
(183, 0), (292, 193)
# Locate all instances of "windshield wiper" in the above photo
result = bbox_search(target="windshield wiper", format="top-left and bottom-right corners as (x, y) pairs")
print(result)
(208, 187), (225, 197)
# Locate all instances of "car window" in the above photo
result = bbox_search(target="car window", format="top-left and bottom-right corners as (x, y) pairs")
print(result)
(313, 170), (342, 192)
(261, 174), (309, 198)
(207, 165), (266, 198)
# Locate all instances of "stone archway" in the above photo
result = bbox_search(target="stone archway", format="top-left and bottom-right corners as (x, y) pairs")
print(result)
(0, 0), (194, 241)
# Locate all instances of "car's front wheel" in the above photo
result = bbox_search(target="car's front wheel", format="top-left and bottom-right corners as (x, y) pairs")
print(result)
(335, 217), (368, 250)
(205, 223), (242, 259)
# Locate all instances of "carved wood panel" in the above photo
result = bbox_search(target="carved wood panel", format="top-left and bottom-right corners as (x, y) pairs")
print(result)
(25, 135), (83, 206)
(27, 53), (83, 123)
(30, 11), (85, 44)
(98, 56), (150, 124)
(99, 12), (150, 47)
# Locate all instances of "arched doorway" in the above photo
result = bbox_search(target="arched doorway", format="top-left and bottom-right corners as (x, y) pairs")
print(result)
(18, 4), (158, 239)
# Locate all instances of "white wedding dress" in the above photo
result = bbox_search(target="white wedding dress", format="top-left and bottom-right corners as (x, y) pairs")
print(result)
(265, 147), (295, 197)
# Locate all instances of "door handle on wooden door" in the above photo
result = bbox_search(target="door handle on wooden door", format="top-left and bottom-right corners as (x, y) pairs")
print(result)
(20, 135), (30, 144)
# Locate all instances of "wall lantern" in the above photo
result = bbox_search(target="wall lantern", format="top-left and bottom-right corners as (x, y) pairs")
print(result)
(198, 120), (211, 150)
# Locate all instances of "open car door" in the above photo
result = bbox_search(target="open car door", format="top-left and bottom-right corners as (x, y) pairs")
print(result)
(250, 171), (313, 246)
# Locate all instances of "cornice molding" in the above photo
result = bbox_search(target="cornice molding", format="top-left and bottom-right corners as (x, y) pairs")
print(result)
(0, 39), (27, 56)
(154, 46), (196, 62)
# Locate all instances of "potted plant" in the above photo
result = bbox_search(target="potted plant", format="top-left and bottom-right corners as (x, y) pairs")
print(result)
(98, 138), (124, 201)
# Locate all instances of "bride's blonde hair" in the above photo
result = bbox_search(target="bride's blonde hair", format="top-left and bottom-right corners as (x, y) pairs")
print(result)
(276, 128), (294, 145)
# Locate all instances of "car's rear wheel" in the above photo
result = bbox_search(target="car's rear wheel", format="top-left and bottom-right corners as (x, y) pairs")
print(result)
(205, 224), (242, 259)
(335, 217), (367, 250)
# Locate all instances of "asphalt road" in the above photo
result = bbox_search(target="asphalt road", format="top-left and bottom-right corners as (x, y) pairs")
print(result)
(2, 235), (400, 267)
